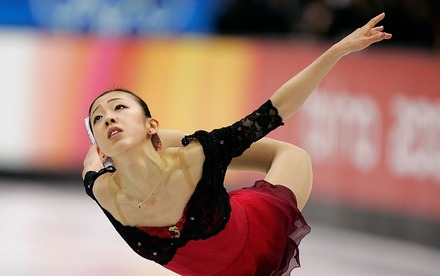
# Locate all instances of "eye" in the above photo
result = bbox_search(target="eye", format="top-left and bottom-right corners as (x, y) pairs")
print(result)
(93, 115), (102, 125)
(115, 104), (127, 111)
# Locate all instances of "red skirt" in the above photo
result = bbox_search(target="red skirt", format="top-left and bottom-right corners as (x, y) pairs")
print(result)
(164, 180), (311, 276)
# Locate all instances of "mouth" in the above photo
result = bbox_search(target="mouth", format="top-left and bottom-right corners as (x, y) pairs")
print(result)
(107, 127), (123, 139)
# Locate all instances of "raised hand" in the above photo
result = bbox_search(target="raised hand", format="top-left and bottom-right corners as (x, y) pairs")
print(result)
(336, 13), (392, 56)
(82, 143), (104, 179)
(269, 13), (392, 120)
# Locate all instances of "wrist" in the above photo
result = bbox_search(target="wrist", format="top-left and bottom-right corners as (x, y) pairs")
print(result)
(328, 43), (348, 58)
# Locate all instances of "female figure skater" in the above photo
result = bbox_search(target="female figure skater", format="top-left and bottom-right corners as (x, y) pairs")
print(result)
(83, 13), (391, 276)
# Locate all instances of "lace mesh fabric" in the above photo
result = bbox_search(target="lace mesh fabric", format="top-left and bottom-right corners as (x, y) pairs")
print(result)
(83, 100), (284, 265)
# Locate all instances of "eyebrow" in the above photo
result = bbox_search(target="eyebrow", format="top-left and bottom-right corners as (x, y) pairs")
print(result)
(91, 97), (125, 116)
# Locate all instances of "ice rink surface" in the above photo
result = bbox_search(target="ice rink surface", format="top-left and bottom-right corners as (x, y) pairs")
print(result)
(1, 180), (439, 276)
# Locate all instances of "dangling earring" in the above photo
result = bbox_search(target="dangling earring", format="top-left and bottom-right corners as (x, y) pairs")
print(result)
(152, 133), (162, 151)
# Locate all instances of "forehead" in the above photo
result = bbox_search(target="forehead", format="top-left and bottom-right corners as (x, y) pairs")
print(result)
(91, 91), (137, 111)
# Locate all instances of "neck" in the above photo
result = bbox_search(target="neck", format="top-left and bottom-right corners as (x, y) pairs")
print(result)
(110, 142), (167, 200)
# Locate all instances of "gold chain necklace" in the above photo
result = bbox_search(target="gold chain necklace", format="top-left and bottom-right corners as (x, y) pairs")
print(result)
(116, 169), (164, 209)
(137, 179), (161, 208)
(135, 154), (166, 208)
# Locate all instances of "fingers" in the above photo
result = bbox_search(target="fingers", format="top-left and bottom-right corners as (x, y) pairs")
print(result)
(86, 143), (100, 159)
(367, 12), (386, 29)
(89, 143), (98, 153)
(371, 26), (391, 38)
(365, 13), (392, 41)
(372, 26), (384, 32)
(369, 26), (383, 37)
(365, 31), (392, 46)
(379, 32), (392, 40)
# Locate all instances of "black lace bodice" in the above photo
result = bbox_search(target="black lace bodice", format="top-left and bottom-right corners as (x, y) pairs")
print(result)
(83, 100), (284, 265)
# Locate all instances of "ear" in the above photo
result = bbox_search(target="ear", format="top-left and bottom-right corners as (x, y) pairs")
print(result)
(146, 118), (160, 135)
(146, 118), (162, 151)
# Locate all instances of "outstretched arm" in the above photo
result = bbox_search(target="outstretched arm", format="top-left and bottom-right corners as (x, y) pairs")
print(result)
(270, 13), (392, 120)
(228, 14), (391, 209)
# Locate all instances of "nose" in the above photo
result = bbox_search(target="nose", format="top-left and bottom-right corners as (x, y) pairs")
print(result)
(105, 118), (116, 126)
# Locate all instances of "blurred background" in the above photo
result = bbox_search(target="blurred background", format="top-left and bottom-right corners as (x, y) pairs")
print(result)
(1, 0), (439, 275)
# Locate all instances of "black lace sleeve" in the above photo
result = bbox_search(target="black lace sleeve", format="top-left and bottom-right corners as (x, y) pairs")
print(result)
(227, 99), (284, 157)
(182, 99), (284, 162)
